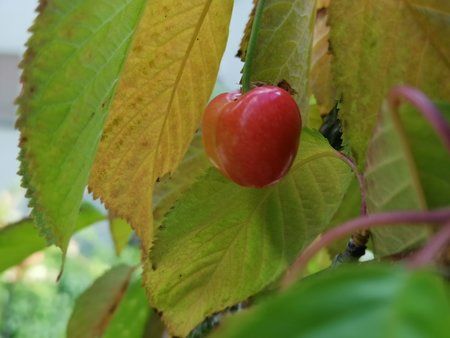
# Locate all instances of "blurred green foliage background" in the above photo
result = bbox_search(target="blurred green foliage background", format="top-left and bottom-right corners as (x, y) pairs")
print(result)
(0, 196), (140, 338)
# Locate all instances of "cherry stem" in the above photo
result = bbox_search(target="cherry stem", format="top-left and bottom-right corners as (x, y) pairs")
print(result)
(388, 86), (450, 153)
(407, 221), (450, 269)
(241, 0), (266, 93)
(281, 208), (450, 288)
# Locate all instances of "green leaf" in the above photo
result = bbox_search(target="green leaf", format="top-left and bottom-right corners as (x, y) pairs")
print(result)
(244, 0), (317, 116)
(103, 277), (151, 338)
(0, 203), (103, 273)
(17, 0), (148, 252)
(17, 0), (233, 253)
(67, 264), (134, 338)
(107, 133), (210, 253)
(152, 132), (210, 227)
(89, 0), (234, 252)
(109, 217), (132, 256)
(325, 176), (362, 257)
(328, 176), (361, 227)
(329, 0), (450, 164)
(144, 129), (353, 336)
(211, 265), (450, 338)
(401, 101), (450, 209)
(365, 100), (450, 256)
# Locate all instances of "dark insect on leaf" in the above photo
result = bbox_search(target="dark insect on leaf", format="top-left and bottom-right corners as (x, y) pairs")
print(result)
(319, 102), (343, 150)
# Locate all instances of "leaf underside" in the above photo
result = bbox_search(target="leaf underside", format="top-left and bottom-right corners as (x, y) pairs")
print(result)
(16, 0), (148, 251)
(89, 0), (234, 252)
(244, 0), (317, 120)
(108, 132), (210, 253)
(102, 277), (151, 338)
(17, 0), (233, 254)
(152, 132), (210, 227)
(145, 129), (353, 336)
(330, 0), (450, 164)
(67, 264), (135, 338)
(365, 100), (450, 256)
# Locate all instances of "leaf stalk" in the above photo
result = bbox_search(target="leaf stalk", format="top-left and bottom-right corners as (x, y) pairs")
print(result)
(282, 208), (450, 288)
(241, 0), (266, 93)
(388, 86), (450, 153)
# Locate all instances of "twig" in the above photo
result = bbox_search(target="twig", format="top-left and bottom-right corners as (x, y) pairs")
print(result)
(281, 209), (450, 288)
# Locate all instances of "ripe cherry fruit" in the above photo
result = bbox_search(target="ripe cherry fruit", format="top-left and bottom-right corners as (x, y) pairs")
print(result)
(202, 85), (302, 188)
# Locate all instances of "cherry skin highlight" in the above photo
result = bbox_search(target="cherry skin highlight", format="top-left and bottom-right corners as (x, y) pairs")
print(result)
(202, 86), (302, 188)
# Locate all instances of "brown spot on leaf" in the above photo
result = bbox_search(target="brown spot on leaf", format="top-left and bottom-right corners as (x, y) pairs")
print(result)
(236, 0), (257, 61)
(37, 0), (48, 13)
(63, 27), (74, 39)
(19, 136), (28, 146)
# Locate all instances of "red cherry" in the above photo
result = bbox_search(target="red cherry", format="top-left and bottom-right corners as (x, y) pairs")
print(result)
(202, 86), (302, 188)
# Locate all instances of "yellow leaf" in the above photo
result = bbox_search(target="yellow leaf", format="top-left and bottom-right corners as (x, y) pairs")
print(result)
(330, 0), (450, 164)
(236, 0), (257, 62)
(310, 3), (336, 116)
(89, 0), (233, 251)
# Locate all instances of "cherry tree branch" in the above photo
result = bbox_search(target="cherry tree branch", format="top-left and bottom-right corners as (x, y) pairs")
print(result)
(388, 86), (450, 153)
(281, 209), (450, 288)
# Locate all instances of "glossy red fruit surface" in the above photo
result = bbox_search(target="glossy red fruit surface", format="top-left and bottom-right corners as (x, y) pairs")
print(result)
(202, 86), (302, 188)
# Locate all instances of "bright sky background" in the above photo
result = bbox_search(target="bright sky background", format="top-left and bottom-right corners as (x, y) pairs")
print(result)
(0, 0), (38, 54)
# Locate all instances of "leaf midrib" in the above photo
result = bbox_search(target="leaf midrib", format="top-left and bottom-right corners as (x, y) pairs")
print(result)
(151, 0), (214, 181)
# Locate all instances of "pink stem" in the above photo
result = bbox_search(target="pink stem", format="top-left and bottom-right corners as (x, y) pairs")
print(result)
(389, 86), (450, 153)
(335, 151), (367, 216)
(407, 221), (450, 268)
(281, 209), (450, 288)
